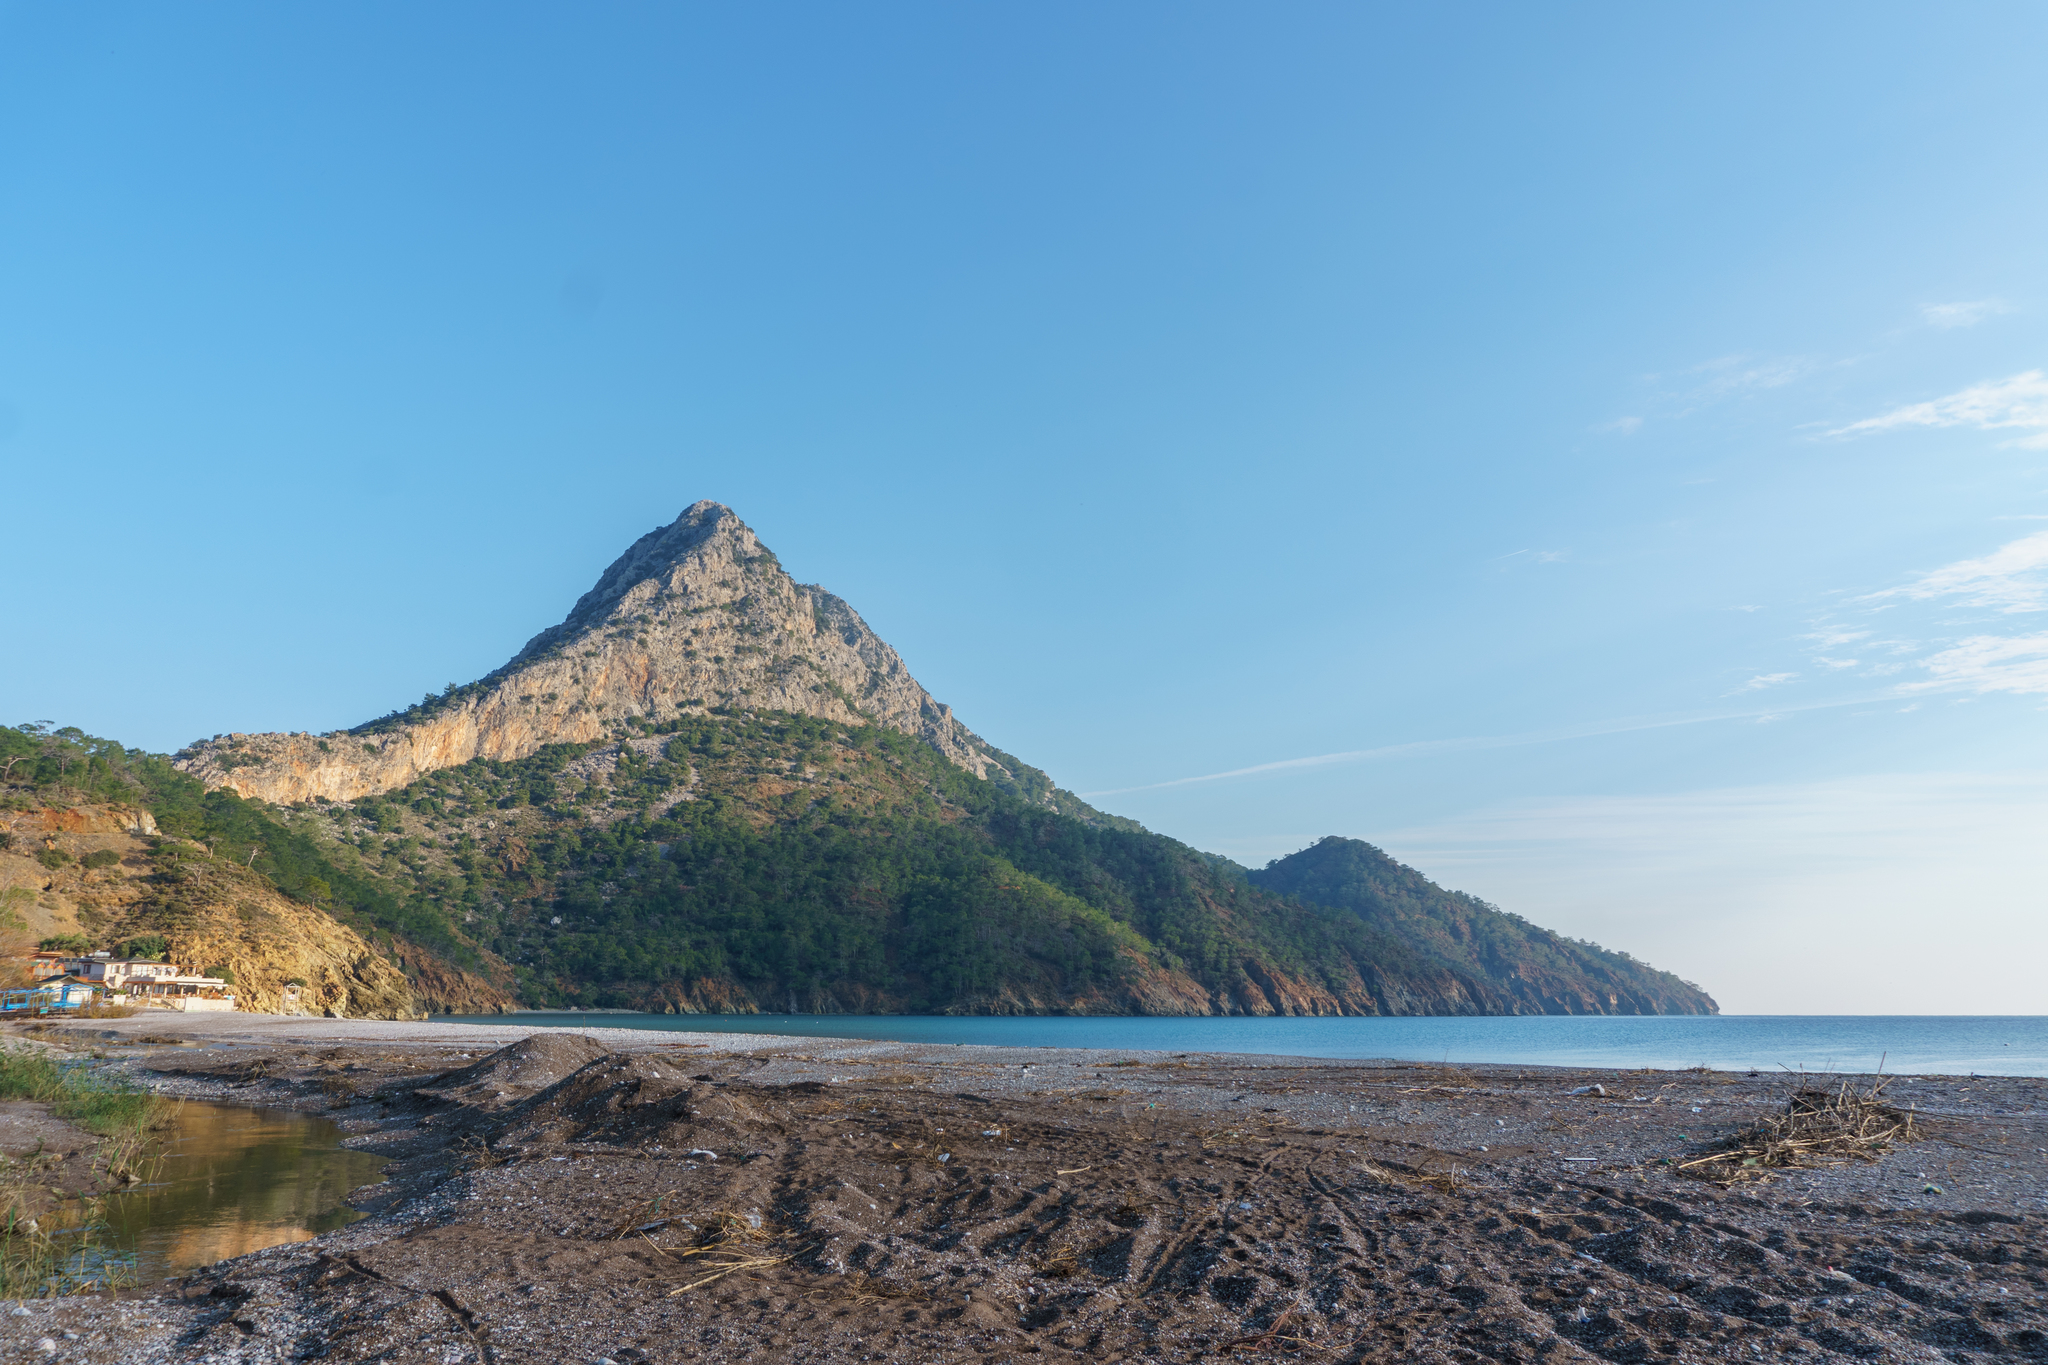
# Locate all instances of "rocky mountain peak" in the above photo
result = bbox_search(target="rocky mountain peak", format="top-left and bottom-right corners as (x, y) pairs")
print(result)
(176, 504), (1017, 804)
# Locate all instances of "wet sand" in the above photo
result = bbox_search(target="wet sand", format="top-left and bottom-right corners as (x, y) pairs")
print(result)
(3, 1011), (2045, 1364)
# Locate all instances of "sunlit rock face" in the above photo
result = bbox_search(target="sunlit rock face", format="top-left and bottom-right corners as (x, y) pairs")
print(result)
(176, 502), (1013, 805)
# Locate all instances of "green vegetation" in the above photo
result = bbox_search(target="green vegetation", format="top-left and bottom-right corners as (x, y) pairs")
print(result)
(36, 935), (92, 955)
(0, 715), (1714, 1017)
(120, 935), (169, 962)
(0, 1049), (169, 1296)
(0, 1049), (165, 1143)
(1248, 836), (1716, 1013)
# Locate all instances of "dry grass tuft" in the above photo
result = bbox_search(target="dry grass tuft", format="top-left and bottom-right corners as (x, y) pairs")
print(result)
(655, 1209), (794, 1295)
(832, 1270), (926, 1303)
(1678, 1080), (1919, 1184)
(1035, 1243), (1081, 1279)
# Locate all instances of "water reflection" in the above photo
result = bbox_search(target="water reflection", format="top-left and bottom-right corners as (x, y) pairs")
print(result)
(108, 1101), (388, 1282)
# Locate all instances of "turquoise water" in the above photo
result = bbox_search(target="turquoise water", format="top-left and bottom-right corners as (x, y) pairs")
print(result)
(444, 1012), (2048, 1077)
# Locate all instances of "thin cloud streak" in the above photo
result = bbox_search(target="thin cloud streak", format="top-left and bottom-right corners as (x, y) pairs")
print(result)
(1726, 671), (1798, 695)
(1829, 370), (2048, 447)
(1920, 299), (2013, 329)
(1912, 631), (2048, 695)
(1078, 693), (1899, 798)
(1876, 528), (2048, 615)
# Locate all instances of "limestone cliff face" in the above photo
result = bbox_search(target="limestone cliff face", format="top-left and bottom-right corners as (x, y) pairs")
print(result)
(176, 502), (1014, 805)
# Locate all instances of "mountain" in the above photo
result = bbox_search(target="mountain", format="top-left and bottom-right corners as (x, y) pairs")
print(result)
(1249, 837), (1710, 1015)
(175, 502), (1049, 807)
(11, 504), (1714, 1018)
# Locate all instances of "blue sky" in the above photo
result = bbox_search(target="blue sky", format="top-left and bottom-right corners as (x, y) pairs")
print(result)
(4, 4), (2046, 1012)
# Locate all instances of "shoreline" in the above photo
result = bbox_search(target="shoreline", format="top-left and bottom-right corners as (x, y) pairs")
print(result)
(4, 1012), (2045, 1363)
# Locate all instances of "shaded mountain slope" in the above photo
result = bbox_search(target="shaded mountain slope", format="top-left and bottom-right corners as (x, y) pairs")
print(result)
(1248, 836), (1716, 1015)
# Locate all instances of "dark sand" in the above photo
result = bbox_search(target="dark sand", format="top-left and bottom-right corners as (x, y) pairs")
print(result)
(3, 1012), (2044, 1364)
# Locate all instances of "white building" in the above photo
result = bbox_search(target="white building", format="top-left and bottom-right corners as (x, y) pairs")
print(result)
(65, 957), (236, 1010)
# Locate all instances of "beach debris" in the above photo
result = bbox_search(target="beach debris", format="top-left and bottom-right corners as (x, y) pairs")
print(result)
(1676, 1080), (1919, 1184)
(1056, 1165), (1090, 1175)
(688, 1149), (719, 1160)
(1568, 1084), (1607, 1096)
(656, 1209), (795, 1295)
(1035, 1244), (1081, 1278)
(1221, 1304), (1307, 1354)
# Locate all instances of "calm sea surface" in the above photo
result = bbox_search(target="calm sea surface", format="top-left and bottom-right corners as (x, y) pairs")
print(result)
(443, 1013), (2048, 1077)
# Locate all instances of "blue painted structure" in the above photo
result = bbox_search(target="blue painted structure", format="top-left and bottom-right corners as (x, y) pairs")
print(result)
(0, 982), (100, 1014)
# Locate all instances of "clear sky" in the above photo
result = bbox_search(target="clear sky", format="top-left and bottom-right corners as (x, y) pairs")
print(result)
(4, 4), (2045, 1014)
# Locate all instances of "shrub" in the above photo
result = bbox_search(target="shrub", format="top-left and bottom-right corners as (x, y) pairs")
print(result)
(37, 934), (92, 955)
(206, 965), (236, 984)
(34, 848), (70, 870)
(80, 849), (121, 870)
(121, 935), (169, 962)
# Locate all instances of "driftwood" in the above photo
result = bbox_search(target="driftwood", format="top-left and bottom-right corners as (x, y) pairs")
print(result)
(1679, 1080), (1918, 1184)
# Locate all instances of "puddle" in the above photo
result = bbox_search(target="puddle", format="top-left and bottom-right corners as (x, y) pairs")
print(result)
(101, 1101), (388, 1282)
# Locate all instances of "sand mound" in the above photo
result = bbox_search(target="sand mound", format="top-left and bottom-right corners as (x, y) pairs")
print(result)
(498, 1052), (703, 1147)
(417, 1033), (612, 1111)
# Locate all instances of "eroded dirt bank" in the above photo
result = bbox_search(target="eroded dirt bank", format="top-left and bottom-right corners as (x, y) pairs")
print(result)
(3, 1013), (2045, 1364)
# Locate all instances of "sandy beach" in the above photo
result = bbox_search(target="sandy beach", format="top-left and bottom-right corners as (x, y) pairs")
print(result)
(1, 1011), (2043, 1364)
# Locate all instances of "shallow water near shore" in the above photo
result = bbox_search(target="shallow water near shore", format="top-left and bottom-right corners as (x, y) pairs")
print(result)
(446, 1010), (2048, 1075)
(95, 1101), (385, 1283)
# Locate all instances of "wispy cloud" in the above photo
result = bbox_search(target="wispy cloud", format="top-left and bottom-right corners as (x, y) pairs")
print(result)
(1596, 416), (1642, 435)
(1876, 529), (2048, 615)
(1726, 672), (1797, 695)
(1076, 694), (1888, 798)
(1913, 632), (2048, 695)
(1677, 354), (1818, 407)
(1921, 299), (2013, 329)
(1830, 370), (2048, 448)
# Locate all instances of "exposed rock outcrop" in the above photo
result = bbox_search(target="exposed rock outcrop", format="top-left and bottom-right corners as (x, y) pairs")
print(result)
(176, 502), (1016, 805)
(0, 807), (444, 1018)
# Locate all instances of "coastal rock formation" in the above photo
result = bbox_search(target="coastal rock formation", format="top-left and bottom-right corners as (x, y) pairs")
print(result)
(176, 502), (1016, 805)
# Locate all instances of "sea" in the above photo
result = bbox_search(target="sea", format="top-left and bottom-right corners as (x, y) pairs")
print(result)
(441, 1012), (2048, 1078)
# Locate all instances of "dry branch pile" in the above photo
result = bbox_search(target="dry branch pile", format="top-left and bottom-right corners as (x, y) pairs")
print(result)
(1679, 1080), (1918, 1184)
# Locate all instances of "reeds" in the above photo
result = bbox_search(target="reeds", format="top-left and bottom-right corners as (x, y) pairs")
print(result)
(1677, 1079), (1917, 1185)
(656, 1210), (795, 1296)
(0, 1047), (170, 1147)
(0, 1191), (137, 1298)
(0, 1045), (173, 1295)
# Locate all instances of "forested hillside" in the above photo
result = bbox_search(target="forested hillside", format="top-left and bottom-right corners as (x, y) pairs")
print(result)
(2, 715), (1715, 1016)
(1249, 837), (1714, 1015)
